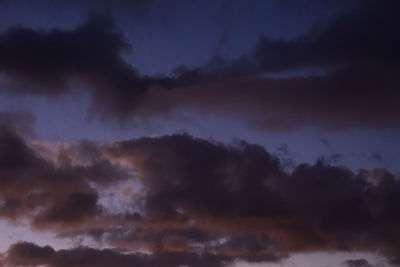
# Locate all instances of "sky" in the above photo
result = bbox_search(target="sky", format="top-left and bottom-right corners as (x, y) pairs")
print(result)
(0, 0), (399, 266)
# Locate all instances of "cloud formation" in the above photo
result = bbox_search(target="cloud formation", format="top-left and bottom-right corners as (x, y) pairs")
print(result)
(140, 0), (400, 129)
(0, 128), (399, 264)
(5, 242), (233, 267)
(105, 134), (400, 259)
(0, 0), (399, 129)
(0, 15), (158, 120)
(0, 126), (131, 230)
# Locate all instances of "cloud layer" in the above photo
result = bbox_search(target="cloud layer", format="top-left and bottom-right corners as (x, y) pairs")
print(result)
(0, 127), (399, 265)
(0, 0), (399, 129)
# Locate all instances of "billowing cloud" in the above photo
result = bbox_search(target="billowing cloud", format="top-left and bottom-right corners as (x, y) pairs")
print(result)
(0, 0), (399, 129)
(0, 126), (131, 230)
(0, 129), (399, 264)
(104, 134), (400, 259)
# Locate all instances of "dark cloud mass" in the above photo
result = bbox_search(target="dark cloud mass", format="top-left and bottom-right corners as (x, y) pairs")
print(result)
(1, 127), (399, 264)
(5, 241), (237, 267)
(0, 126), (130, 230)
(0, 0), (399, 129)
(0, 15), (152, 119)
(105, 135), (400, 258)
(141, 0), (400, 129)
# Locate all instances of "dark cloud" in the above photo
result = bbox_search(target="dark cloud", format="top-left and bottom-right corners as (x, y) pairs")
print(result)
(245, 0), (399, 73)
(145, 0), (400, 129)
(5, 241), (284, 267)
(181, 0), (398, 80)
(0, 126), (130, 230)
(0, 15), (153, 119)
(7, 242), (56, 266)
(107, 134), (285, 218)
(105, 134), (400, 259)
(1, 131), (400, 263)
(142, 69), (400, 130)
(0, 0), (399, 129)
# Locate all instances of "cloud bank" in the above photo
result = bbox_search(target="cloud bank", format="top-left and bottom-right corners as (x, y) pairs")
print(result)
(0, 0), (399, 129)
(0, 127), (399, 265)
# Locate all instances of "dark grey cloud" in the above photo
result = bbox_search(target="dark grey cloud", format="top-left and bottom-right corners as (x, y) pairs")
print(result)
(0, 15), (154, 119)
(107, 134), (285, 218)
(140, 0), (400, 130)
(105, 134), (400, 260)
(142, 70), (400, 130)
(0, 0), (399, 130)
(0, 126), (130, 230)
(138, 0), (397, 86)
(5, 241), (284, 267)
(1, 129), (400, 263)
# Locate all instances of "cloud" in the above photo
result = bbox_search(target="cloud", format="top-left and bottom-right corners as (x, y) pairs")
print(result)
(178, 0), (400, 80)
(0, 126), (131, 230)
(5, 241), (282, 267)
(6, 242), (56, 266)
(0, 129), (400, 263)
(138, 0), (400, 129)
(0, 15), (153, 119)
(141, 70), (400, 130)
(0, 0), (399, 129)
(106, 134), (285, 218)
(104, 134), (400, 260)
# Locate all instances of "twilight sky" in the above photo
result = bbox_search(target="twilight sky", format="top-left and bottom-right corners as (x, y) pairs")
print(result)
(0, 0), (399, 266)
